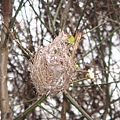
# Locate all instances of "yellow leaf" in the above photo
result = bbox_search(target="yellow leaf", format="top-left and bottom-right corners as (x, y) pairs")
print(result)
(74, 64), (79, 69)
(68, 36), (75, 44)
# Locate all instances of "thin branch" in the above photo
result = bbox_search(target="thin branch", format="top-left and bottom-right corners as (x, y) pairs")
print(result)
(64, 91), (93, 120)
(81, 24), (120, 59)
(27, 0), (52, 34)
(53, 0), (64, 26)
(14, 95), (48, 120)
(2, 21), (33, 58)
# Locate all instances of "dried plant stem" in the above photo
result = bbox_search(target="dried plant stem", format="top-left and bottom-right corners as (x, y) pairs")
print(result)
(61, 94), (68, 120)
(76, 69), (88, 73)
(71, 31), (83, 60)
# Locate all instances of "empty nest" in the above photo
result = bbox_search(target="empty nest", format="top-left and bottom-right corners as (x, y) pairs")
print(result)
(30, 31), (75, 95)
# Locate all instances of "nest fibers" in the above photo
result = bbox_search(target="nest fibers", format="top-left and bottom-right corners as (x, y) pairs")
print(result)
(30, 32), (75, 95)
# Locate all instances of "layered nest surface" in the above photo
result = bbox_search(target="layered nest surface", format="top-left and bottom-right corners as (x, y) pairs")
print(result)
(30, 32), (75, 95)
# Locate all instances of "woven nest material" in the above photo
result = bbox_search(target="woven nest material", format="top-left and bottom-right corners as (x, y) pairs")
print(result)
(30, 32), (75, 95)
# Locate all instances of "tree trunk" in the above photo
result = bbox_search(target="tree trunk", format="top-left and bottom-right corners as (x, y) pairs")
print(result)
(0, 0), (12, 120)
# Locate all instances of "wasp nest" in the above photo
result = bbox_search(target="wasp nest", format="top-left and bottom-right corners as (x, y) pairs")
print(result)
(30, 32), (75, 95)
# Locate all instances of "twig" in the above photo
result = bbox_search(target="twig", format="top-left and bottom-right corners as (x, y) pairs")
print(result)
(64, 91), (93, 120)
(81, 24), (120, 59)
(53, 0), (64, 26)
(14, 95), (48, 120)
(71, 30), (84, 60)
(76, 69), (88, 73)
(86, 21), (106, 34)
(2, 21), (33, 58)
(84, 64), (120, 75)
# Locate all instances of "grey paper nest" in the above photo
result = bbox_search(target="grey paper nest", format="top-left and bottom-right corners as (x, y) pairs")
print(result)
(30, 32), (75, 95)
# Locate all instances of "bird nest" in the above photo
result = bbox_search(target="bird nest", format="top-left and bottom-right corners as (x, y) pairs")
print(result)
(30, 31), (75, 95)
